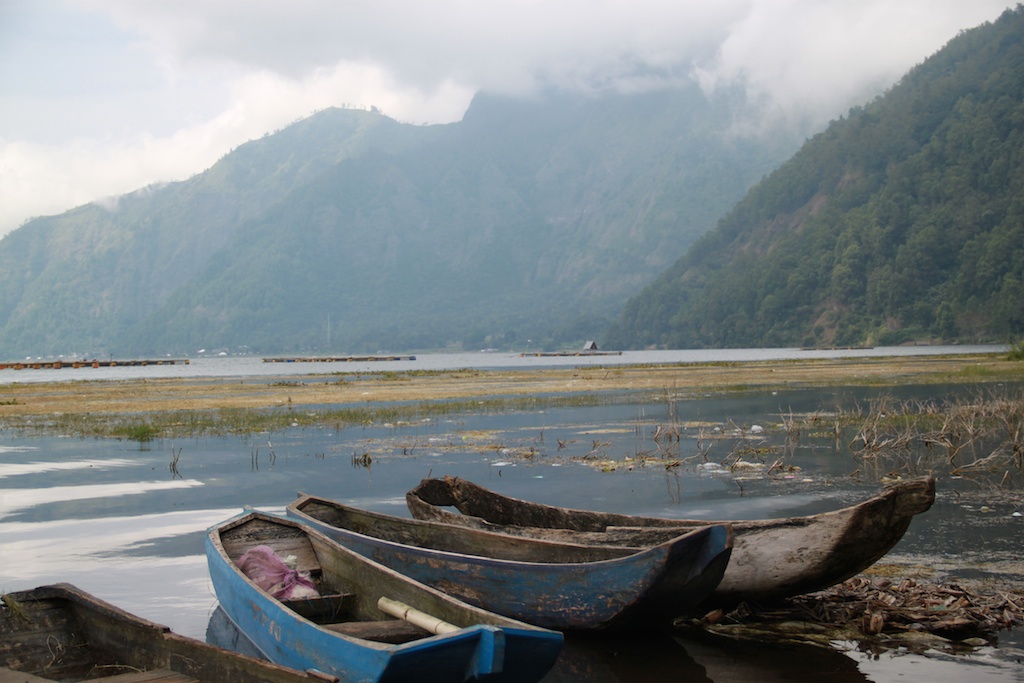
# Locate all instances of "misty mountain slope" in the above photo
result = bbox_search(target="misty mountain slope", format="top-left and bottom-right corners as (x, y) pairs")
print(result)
(0, 108), (437, 355)
(0, 86), (801, 357)
(606, 7), (1024, 349)
(132, 150), (547, 352)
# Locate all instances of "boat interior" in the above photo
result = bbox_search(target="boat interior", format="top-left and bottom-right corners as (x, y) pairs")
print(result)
(0, 592), (194, 683)
(220, 517), (434, 644)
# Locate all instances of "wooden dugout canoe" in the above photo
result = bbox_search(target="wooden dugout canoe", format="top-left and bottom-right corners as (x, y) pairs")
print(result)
(285, 494), (732, 631)
(405, 476), (936, 606)
(0, 582), (331, 683)
(206, 510), (562, 683)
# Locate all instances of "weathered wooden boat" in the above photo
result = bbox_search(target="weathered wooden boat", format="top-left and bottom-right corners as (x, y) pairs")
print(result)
(406, 476), (937, 606)
(0, 582), (332, 683)
(285, 494), (732, 630)
(206, 510), (562, 683)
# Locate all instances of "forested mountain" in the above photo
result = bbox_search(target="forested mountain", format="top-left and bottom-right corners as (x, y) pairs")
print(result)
(607, 7), (1024, 350)
(0, 87), (799, 357)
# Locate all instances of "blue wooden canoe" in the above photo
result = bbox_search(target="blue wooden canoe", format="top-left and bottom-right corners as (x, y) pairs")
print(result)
(285, 494), (733, 630)
(206, 510), (562, 683)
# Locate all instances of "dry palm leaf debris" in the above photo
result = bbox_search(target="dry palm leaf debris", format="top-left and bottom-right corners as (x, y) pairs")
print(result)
(677, 577), (1024, 653)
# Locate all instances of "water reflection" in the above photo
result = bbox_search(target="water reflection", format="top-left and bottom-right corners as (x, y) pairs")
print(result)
(0, 457), (134, 477)
(0, 345), (1004, 384)
(207, 608), (874, 682)
(676, 636), (868, 683)
(0, 480), (203, 518)
(853, 646), (1024, 683)
(207, 606), (266, 660)
(545, 632), (711, 682)
(1, 509), (234, 574)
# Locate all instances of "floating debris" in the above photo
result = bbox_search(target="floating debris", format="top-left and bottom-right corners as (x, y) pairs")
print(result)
(677, 576), (1024, 654)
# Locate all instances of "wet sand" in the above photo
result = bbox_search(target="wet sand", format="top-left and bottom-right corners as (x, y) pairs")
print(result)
(0, 353), (1019, 418)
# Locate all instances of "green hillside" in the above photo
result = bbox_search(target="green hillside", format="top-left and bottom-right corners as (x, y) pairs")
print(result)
(607, 7), (1024, 349)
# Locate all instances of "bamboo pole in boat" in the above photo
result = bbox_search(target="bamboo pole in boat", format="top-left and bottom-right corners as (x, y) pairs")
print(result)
(377, 597), (460, 635)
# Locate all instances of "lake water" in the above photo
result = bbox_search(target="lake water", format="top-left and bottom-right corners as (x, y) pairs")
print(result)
(2, 346), (1023, 681)
(0, 343), (1006, 383)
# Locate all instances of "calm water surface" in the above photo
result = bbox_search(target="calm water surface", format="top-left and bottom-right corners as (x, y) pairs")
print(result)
(2, 351), (1022, 681)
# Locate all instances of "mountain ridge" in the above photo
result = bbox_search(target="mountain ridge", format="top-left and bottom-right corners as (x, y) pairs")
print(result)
(0, 86), (800, 357)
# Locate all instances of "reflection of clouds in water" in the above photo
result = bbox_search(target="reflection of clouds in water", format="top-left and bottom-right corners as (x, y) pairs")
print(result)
(854, 645), (1024, 681)
(0, 458), (137, 477)
(0, 479), (204, 518)
(1, 551), (216, 638)
(0, 507), (232, 556)
(356, 496), (410, 510)
(0, 507), (251, 638)
(679, 494), (823, 520)
(0, 508), (234, 584)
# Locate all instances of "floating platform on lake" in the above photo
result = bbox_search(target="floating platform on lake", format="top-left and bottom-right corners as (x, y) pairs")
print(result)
(520, 351), (623, 357)
(262, 355), (417, 363)
(0, 358), (190, 370)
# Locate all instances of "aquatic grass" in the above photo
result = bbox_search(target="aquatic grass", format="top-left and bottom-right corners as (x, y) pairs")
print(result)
(169, 446), (182, 478)
(1, 593), (30, 622)
(832, 389), (1024, 487)
(620, 387), (1024, 489)
(0, 392), (612, 439)
(956, 364), (1006, 378)
(113, 423), (160, 442)
(1007, 338), (1024, 361)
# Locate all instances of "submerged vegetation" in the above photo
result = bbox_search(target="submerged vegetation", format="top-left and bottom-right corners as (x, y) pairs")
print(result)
(642, 390), (1024, 489)
(816, 390), (1024, 488)
(404, 387), (1024, 491)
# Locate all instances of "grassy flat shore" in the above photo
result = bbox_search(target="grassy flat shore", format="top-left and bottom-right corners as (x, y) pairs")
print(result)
(0, 353), (1019, 420)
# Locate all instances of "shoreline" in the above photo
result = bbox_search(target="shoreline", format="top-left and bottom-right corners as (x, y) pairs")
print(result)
(1, 353), (1020, 419)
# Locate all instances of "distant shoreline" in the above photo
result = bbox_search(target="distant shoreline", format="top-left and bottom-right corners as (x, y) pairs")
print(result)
(1, 353), (1019, 421)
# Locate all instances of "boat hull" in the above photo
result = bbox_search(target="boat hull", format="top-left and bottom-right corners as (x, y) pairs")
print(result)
(406, 476), (936, 606)
(287, 495), (732, 630)
(0, 583), (324, 683)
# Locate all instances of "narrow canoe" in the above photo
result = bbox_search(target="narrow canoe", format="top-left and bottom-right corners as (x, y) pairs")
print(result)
(406, 476), (936, 606)
(0, 582), (332, 683)
(286, 494), (733, 630)
(206, 510), (562, 683)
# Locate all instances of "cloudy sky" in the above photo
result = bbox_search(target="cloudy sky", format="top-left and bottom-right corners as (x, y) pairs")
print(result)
(0, 1), (1012, 239)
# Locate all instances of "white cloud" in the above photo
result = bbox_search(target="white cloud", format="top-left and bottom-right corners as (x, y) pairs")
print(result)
(0, 0), (1013, 238)
(694, 0), (1008, 128)
(0, 59), (473, 234)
